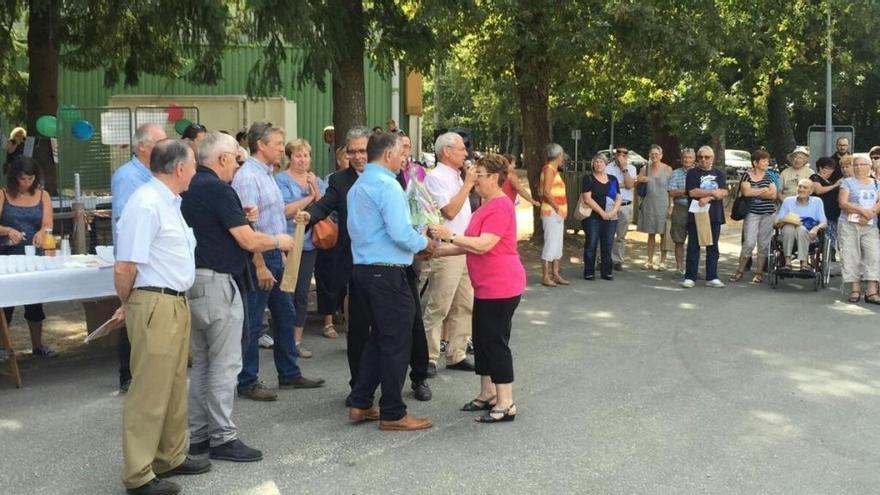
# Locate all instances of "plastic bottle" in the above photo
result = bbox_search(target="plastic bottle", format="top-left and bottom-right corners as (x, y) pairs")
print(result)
(42, 228), (56, 256)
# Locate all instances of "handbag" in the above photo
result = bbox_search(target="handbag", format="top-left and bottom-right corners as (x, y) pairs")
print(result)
(573, 197), (592, 220)
(730, 173), (751, 221)
(311, 218), (338, 249)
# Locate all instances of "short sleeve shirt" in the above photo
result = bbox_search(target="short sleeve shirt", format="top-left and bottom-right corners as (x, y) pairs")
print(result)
(581, 174), (620, 217)
(116, 178), (196, 292)
(685, 167), (727, 224)
(424, 163), (472, 235)
(181, 166), (249, 276)
(810, 173), (841, 221)
(464, 196), (525, 299)
(667, 167), (689, 205)
(779, 166), (814, 199)
(605, 161), (637, 202)
(274, 171), (316, 251)
(231, 157), (287, 235)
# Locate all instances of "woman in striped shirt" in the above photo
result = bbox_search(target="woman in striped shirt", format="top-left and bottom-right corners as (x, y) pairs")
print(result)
(540, 144), (569, 287)
(731, 149), (778, 283)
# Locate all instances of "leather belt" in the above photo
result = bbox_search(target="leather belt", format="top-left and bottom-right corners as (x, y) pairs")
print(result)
(137, 286), (186, 298)
(354, 263), (408, 269)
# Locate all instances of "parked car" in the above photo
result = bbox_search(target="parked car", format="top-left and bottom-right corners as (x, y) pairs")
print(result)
(725, 149), (752, 171)
(596, 149), (648, 170)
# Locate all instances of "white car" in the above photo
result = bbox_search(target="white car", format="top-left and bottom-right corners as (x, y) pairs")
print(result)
(725, 149), (752, 171)
(597, 149), (648, 169)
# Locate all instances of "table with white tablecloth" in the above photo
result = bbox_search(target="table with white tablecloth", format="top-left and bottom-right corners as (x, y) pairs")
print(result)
(0, 256), (115, 387)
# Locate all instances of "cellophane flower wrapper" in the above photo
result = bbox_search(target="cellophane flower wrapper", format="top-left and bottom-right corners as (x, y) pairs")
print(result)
(406, 178), (441, 234)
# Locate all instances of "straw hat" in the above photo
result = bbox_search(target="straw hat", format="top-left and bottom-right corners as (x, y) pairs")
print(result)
(786, 146), (810, 163)
(779, 212), (802, 226)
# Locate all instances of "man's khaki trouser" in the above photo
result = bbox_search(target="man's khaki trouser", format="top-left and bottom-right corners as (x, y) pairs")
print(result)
(422, 255), (473, 365)
(122, 289), (191, 489)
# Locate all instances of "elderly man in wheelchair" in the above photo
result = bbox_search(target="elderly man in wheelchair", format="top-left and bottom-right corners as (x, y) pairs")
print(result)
(774, 179), (828, 271)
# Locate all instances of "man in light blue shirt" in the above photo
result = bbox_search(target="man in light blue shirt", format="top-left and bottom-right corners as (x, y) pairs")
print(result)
(346, 131), (435, 431)
(111, 124), (167, 245)
(605, 145), (637, 269)
(109, 123), (166, 393)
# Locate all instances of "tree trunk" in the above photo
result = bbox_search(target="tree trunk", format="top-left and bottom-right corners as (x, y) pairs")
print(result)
(27, 0), (61, 195)
(649, 107), (681, 168)
(710, 118), (727, 171)
(765, 83), (796, 166)
(513, 10), (552, 236)
(330, 0), (366, 146)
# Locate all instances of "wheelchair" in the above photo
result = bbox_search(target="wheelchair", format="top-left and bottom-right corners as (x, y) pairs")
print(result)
(766, 226), (831, 291)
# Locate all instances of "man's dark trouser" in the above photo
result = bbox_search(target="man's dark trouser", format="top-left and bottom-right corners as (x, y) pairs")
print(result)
(348, 265), (414, 421)
(347, 264), (428, 388)
(685, 221), (722, 281)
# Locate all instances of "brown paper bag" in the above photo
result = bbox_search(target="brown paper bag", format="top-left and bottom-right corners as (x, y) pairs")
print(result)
(694, 211), (713, 246)
(280, 222), (306, 292)
(663, 219), (675, 251)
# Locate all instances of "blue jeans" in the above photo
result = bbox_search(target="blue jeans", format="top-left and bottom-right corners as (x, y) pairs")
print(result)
(686, 221), (721, 281)
(583, 217), (617, 277)
(238, 250), (301, 389)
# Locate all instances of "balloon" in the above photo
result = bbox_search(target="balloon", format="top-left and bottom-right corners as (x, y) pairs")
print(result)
(59, 105), (82, 124)
(36, 115), (57, 137)
(174, 118), (192, 136)
(165, 104), (184, 123)
(71, 120), (94, 141)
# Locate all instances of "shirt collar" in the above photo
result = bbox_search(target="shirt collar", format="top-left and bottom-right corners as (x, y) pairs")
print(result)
(149, 177), (180, 206)
(365, 162), (395, 178)
(246, 156), (273, 175)
(131, 156), (151, 176)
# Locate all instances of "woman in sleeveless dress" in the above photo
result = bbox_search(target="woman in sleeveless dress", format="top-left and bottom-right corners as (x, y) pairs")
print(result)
(0, 156), (58, 357)
(636, 145), (672, 270)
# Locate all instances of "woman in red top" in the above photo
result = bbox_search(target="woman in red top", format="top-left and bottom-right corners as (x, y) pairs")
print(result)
(501, 154), (540, 206)
(430, 154), (526, 423)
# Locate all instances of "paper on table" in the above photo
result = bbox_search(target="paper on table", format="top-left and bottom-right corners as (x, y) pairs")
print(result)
(84, 317), (124, 343)
(688, 199), (711, 213)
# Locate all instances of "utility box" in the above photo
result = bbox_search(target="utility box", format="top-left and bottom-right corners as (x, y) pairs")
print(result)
(107, 95), (298, 140)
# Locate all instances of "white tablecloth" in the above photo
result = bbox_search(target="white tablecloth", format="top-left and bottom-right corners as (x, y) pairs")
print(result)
(0, 266), (115, 307)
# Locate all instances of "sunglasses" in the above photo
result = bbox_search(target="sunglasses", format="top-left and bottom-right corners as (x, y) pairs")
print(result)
(615, 150), (628, 155)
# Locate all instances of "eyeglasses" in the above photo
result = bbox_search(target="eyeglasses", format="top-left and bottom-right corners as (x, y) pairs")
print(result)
(615, 150), (628, 155)
(871, 156), (880, 160)
(474, 172), (492, 177)
(698, 155), (713, 159)
(346, 148), (367, 156)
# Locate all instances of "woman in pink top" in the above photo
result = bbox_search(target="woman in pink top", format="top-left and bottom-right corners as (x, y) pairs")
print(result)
(430, 154), (526, 423)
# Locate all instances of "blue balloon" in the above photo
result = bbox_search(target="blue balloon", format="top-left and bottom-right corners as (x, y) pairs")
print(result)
(71, 120), (94, 141)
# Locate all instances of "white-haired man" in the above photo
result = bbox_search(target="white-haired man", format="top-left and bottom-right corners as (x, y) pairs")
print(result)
(422, 132), (476, 375)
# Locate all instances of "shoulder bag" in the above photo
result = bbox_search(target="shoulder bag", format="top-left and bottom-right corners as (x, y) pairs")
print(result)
(730, 173), (751, 221)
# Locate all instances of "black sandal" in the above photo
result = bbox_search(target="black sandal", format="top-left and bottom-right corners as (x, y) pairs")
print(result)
(460, 396), (496, 412)
(865, 293), (880, 305)
(848, 291), (862, 303)
(476, 404), (517, 423)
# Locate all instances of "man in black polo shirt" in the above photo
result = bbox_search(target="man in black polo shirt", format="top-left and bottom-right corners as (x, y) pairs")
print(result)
(181, 132), (295, 463)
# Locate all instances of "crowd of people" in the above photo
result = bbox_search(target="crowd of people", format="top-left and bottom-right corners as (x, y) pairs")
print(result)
(3, 114), (880, 494)
(537, 136), (880, 304)
(95, 120), (528, 494)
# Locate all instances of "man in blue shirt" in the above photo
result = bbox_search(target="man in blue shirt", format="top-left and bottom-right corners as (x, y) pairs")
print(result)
(110, 123), (166, 393)
(346, 131), (435, 431)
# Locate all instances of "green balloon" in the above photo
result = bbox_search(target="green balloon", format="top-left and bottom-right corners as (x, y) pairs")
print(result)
(36, 115), (57, 137)
(174, 118), (192, 136)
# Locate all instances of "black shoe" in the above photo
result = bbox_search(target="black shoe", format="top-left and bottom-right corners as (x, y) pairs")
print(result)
(601, 275), (614, 281)
(127, 478), (180, 495)
(188, 439), (209, 457)
(157, 457), (211, 478)
(210, 438), (263, 463)
(613, 263), (623, 271)
(583, 274), (595, 280)
(278, 376), (325, 389)
(345, 395), (354, 407)
(120, 378), (131, 394)
(426, 362), (437, 378)
(412, 380), (432, 401)
(446, 357), (475, 371)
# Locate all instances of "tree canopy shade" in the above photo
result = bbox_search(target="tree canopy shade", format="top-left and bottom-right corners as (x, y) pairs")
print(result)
(243, 0), (471, 146)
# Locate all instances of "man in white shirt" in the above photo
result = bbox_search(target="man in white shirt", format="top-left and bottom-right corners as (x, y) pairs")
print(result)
(605, 145), (637, 270)
(113, 139), (209, 495)
(422, 132), (477, 375)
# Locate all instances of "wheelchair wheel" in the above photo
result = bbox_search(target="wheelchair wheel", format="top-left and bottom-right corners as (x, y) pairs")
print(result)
(767, 252), (776, 286)
(813, 272), (820, 292)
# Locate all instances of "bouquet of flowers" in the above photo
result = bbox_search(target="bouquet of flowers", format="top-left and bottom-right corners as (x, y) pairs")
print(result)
(406, 173), (441, 234)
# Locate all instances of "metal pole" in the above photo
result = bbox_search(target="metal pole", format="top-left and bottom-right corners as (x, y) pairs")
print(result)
(574, 137), (578, 168)
(609, 111), (615, 151)
(825, 6), (833, 157)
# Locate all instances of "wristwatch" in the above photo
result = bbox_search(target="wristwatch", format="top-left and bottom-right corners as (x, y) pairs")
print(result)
(449, 233), (457, 244)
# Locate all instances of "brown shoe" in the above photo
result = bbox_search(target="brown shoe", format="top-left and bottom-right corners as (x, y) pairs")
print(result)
(237, 382), (277, 401)
(379, 413), (433, 431)
(349, 406), (380, 423)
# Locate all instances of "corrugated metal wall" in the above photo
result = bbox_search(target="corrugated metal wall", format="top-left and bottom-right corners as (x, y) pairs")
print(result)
(58, 47), (393, 178)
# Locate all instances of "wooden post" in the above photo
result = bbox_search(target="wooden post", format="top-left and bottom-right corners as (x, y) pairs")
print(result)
(0, 314), (22, 388)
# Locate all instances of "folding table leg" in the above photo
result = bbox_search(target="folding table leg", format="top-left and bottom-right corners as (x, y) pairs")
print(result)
(0, 314), (22, 388)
